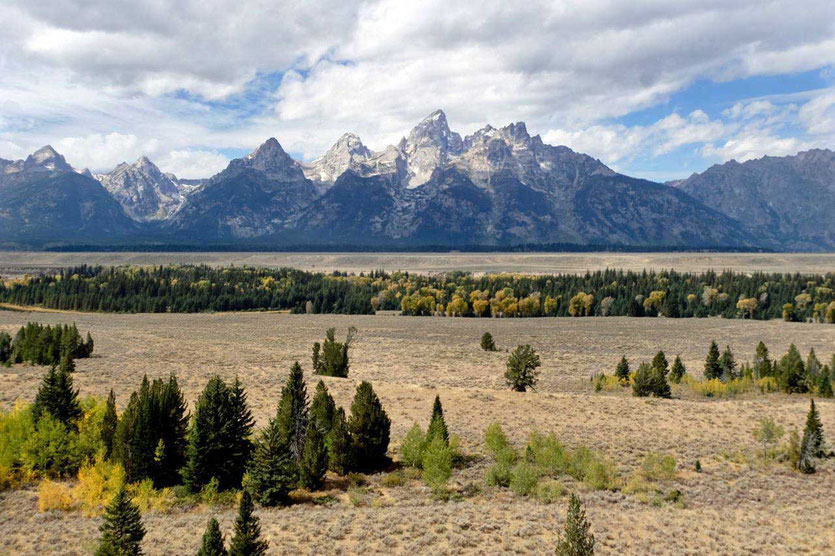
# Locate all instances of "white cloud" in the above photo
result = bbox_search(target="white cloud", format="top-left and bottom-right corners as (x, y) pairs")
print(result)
(157, 150), (230, 179)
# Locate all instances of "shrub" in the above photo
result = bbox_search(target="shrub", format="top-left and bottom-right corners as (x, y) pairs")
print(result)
(38, 479), (75, 512)
(480, 332), (497, 351)
(637, 452), (676, 482)
(505, 345), (541, 392)
(422, 436), (453, 493)
(127, 479), (176, 513)
(752, 417), (785, 458)
(509, 461), (539, 496)
(486, 459), (513, 488)
(400, 424), (427, 468)
(380, 470), (406, 487)
(526, 431), (569, 474)
(485, 422), (512, 458)
(75, 454), (126, 516)
(533, 479), (565, 504)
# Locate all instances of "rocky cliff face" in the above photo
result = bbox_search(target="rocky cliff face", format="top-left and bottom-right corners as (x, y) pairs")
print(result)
(99, 156), (184, 221)
(671, 149), (835, 250)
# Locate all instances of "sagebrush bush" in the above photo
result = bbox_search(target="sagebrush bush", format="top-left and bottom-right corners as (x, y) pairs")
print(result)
(637, 452), (676, 482)
(533, 479), (565, 503)
(509, 461), (539, 496)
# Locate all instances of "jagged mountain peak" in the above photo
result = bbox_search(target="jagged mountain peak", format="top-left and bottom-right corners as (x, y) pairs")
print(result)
(305, 132), (374, 184)
(24, 145), (73, 173)
(99, 155), (183, 222)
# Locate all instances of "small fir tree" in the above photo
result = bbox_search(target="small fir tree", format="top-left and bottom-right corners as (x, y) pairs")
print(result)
(348, 381), (391, 471)
(555, 493), (595, 556)
(197, 517), (227, 556)
(632, 363), (653, 397)
(95, 486), (145, 556)
(101, 389), (118, 458)
(312, 327), (355, 378)
(247, 418), (297, 507)
(32, 364), (81, 429)
(614, 356), (630, 381)
(777, 344), (807, 393)
(228, 491), (268, 556)
(427, 395), (449, 444)
(818, 373), (834, 398)
(299, 420), (328, 490)
(327, 407), (353, 474)
(754, 341), (772, 377)
(309, 380), (336, 435)
(505, 345), (542, 392)
(719, 346), (737, 381)
(704, 341), (721, 380)
(802, 399), (826, 458)
(669, 356), (686, 383)
(276, 362), (309, 461)
(651, 351), (669, 376)
(480, 332), (497, 351)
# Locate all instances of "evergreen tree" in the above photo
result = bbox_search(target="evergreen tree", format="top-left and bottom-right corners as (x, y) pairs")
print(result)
(480, 332), (497, 351)
(312, 328), (355, 378)
(348, 381), (391, 471)
(197, 517), (227, 556)
(632, 363), (653, 397)
(704, 341), (721, 380)
(719, 346), (737, 381)
(555, 493), (595, 556)
(650, 365), (672, 398)
(777, 345), (807, 393)
(327, 407), (353, 474)
(802, 399), (826, 458)
(818, 372), (834, 398)
(247, 419), (297, 506)
(504, 345), (542, 392)
(228, 491), (268, 556)
(59, 353), (75, 374)
(614, 356), (630, 381)
(299, 420), (328, 490)
(101, 389), (118, 458)
(309, 380), (336, 435)
(754, 341), (772, 377)
(183, 376), (254, 492)
(651, 351), (669, 376)
(276, 362), (309, 462)
(0, 331), (12, 363)
(95, 486), (145, 556)
(669, 356), (686, 383)
(32, 364), (81, 429)
(427, 395), (449, 444)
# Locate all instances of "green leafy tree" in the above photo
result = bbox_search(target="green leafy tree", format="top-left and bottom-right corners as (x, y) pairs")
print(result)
(480, 332), (497, 351)
(704, 341), (721, 380)
(309, 380), (336, 435)
(752, 417), (784, 458)
(197, 517), (227, 556)
(228, 491), (268, 556)
(327, 407), (353, 474)
(669, 356), (686, 383)
(299, 420), (328, 490)
(614, 356), (630, 381)
(247, 418), (297, 507)
(348, 381), (391, 471)
(421, 435), (453, 494)
(95, 486), (145, 556)
(276, 363), (309, 461)
(427, 395), (449, 444)
(555, 493), (595, 556)
(505, 345), (542, 392)
(102, 389), (118, 458)
(32, 364), (81, 429)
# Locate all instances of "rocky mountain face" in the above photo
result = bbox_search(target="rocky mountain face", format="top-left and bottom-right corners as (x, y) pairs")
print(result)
(1, 113), (831, 250)
(671, 149), (835, 250)
(99, 157), (184, 221)
(0, 147), (137, 245)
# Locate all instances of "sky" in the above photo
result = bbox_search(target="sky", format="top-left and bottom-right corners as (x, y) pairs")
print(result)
(0, 0), (834, 181)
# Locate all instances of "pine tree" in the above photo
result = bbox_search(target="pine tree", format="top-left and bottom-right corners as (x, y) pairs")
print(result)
(102, 389), (118, 458)
(348, 381), (391, 471)
(312, 328), (355, 377)
(777, 344), (807, 393)
(32, 364), (81, 429)
(427, 395), (449, 444)
(754, 341), (772, 377)
(480, 332), (497, 351)
(650, 365), (672, 398)
(614, 356), (630, 381)
(228, 491), (268, 556)
(669, 356), (686, 383)
(309, 380), (336, 435)
(95, 486), (145, 556)
(197, 517), (227, 556)
(59, 353), (75, 374)
(504, 345), (541, 392)
(327, 407), (353, 474)
(276, 362), (309, 461)
(704, 341), (721, 380)
(719, 346), (737, 381)
(299, 420), (328, 490)
(651, 351), (669, 376)
(802, 399), (826, 458)
(632, 363), (653, 397)
(555, 493), (595, 556)
(227, 377), (255, 488)
(818, 372), (834, 398)
(0, 331), (11, 363)
(247, 418), (297, 506)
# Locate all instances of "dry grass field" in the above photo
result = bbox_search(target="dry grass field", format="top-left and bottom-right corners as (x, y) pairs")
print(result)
(1, 250), (834, 277)
(1, 309), (833, 555)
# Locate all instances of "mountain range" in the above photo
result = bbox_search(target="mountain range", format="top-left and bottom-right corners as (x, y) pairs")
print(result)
(1, 110), (832, 251)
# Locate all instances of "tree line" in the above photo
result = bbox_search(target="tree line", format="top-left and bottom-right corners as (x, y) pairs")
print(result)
(2, 264), (834, 322)
(0, 322), (93, 366)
